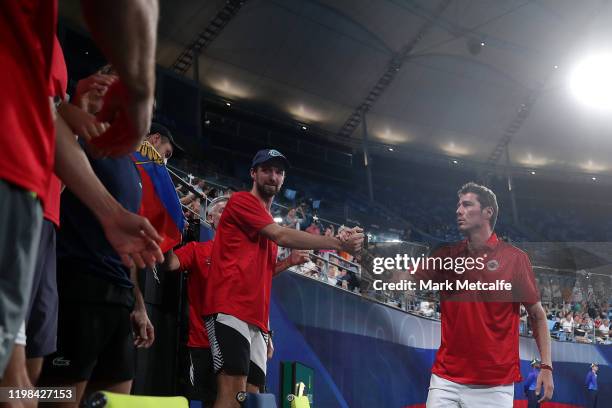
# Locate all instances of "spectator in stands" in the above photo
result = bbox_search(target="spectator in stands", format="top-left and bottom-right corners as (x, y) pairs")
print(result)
(283, 208), (300, 229)
(192, 178), (206, 194)
(583, 317), (594, 332)
(328, 264), (339, 280)
(599, 319), (610, 336)
(180, 181), (206, 206)
(305, 219), (322, 235)
(145, 123), (180, 162)
(520, 304), (529, 335)
(419, 301), (435, 318)
(561, 312), (574, 338)
(594, 315), (603, 329)
(183, 198), (201, 243)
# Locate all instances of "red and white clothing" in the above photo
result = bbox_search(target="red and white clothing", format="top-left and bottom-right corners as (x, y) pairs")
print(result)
(203, 192), (277, 332)
(418, 233), (539, 385)
(0, 1), (57, 205)
(175, 240), (214, 348)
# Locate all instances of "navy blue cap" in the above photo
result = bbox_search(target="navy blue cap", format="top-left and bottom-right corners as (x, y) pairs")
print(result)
(251, 149), (290, 169)
(149, 123), (183, 151)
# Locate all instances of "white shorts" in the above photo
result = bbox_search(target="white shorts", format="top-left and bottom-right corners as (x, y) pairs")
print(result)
(426, 374), (514, 408)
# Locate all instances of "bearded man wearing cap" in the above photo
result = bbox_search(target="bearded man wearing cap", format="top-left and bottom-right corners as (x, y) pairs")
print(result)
(203, 148), (364, 407)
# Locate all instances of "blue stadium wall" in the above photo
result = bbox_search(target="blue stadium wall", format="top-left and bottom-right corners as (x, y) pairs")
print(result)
(266, 272), (611, 408)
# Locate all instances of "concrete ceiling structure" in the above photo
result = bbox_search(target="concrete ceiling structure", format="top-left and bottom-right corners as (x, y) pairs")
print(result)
(59, 0), (612, 178)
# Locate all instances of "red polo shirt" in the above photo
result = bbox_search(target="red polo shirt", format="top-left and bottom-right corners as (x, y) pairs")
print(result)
(418, 233), (539, 385)
(0, 1), (57, 205)
(203, 192), (277, 332)
(44, 35), (67, 227)
(175, 240), (214, 348)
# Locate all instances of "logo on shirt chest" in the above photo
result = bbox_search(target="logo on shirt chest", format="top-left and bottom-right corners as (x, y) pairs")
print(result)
(486, 259), (499, 271)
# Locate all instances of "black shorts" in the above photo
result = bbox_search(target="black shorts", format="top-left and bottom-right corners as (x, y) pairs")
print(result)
(41, 270), (135, 384)
(205, 313), (269, 389)
(187, 347), (217, 405)
(42, 301), (134, 382)
(26, 219), (58, 359)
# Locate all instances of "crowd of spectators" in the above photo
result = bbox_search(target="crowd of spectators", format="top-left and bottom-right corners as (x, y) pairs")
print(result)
(545, 302), (612, 344)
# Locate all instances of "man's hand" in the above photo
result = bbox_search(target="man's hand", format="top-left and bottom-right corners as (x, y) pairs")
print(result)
(73, 73), (117, 113)
(267, 337), (274, 360)
(99, 207), (164, 269)
(58, 102), (110, 141)
(338, 227), (364, 256)
(131, 308), (155, 348)
(288, 250), (310, 267)
(535, 369), (554, 403)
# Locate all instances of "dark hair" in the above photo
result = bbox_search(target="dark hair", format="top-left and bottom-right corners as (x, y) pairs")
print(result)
(457, 182), (498, 229)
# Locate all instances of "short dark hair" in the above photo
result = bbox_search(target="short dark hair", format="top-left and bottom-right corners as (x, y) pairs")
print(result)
(457, 182), (498, 229)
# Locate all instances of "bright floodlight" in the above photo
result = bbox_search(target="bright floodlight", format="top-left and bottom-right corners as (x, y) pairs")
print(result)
(570, 54), (612, 110)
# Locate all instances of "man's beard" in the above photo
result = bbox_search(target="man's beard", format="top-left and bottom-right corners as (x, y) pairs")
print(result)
(256, 182), (279, 198)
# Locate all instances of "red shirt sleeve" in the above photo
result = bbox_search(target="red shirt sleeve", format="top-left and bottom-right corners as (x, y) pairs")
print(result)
(175, 242), (197, 271)
(48, 35), (67, 98)
(225, 192), (275, 240)
(514, 251), (540, 306)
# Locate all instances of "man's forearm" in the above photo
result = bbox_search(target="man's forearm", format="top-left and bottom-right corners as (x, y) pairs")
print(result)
(80, 0), (158, 98)
(54, 115), (124, 222)
(130, 266), (146, 311)
(276, 228), (341, 251)
(529, 305), (552, 365)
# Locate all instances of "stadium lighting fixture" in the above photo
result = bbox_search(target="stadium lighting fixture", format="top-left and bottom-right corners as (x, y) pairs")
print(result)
(592, 176), (597, 181)
(570, 54), (612, 110)
(301, 125), (307, 130)
(273, 216), (283, 223)
(530, 171), (536, 175)
(452, 159), (458, 164)
(225, 101), (231, 107)
(388, 147), (394, 152)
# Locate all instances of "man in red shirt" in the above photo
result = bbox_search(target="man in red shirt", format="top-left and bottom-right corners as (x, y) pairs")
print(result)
(203, 149), (363, 407)
(418, 182), (553, 407)
(164, 197), (228, 406)
(163, 196), (309, 407)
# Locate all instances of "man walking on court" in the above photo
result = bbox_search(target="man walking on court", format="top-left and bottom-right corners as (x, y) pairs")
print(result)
(415, 182), (554, 407)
